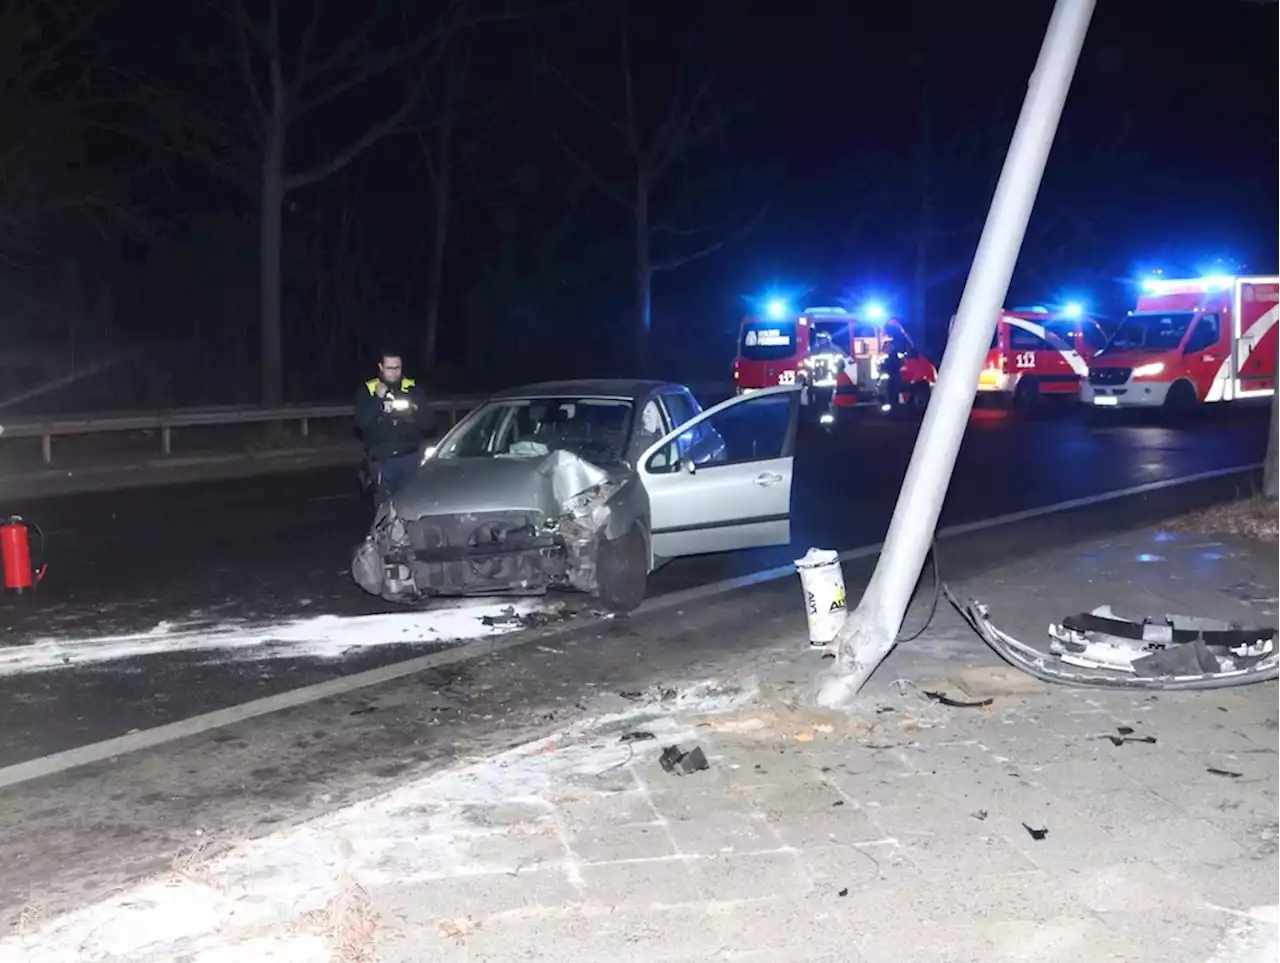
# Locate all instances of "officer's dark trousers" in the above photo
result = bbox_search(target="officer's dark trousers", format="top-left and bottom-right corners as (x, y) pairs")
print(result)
(370, 452), (420, 506)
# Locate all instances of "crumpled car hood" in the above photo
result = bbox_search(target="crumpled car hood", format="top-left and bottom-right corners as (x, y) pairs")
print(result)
(388, 449), (620, 519)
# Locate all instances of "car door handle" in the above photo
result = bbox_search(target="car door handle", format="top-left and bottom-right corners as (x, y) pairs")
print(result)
(754, 472), (783, 487)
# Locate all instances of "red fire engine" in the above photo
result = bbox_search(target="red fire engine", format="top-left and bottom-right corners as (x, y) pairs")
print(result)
(734, 305), (937, 411)
(970, 305), (1109, 408)
(1082, 275), (1278, 411)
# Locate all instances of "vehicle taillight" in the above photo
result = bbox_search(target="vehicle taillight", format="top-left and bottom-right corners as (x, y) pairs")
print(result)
(733, 359), (739, 381)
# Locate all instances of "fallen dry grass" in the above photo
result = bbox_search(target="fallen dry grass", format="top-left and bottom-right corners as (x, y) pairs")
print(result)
(1165, 495), (1279, 542)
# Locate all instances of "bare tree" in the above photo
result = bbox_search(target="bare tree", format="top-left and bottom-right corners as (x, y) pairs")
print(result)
(411, 39), (500, 369)
(0, 1), (131, 266)
(121, 0), (489, 404)
(546, 7), (761, 373)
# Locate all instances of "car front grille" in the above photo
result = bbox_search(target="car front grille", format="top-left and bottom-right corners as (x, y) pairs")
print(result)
(1088, 367), (1131, 386)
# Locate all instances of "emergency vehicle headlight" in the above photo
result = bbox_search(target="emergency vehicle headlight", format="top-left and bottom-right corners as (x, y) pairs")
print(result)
(1132, 362), (1165, 378)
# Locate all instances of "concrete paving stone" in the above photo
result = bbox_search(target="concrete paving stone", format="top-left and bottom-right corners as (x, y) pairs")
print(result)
(765, 803), (885, 850)
(893, 826), (1041, 876)
(458, 906), (725, 963)
(804, 770), (930, 812)
(458, 823), (571, 874)
(950, 665), (1050, 698)
(829, 867), (1089, 930)
(708, 896), (863, 959)
(1036, 783), (1186, 832)
(569, 822), (680, 863)
(1162, 856), (1280, 912)
(718, 745), (828, 782)
(1169, 772), (1280, 822)
(797, 841), (911, 890)
(739, 780), (858, 817)
(1053, 860), (1201, 914)
(368, 870), (582, 929)
(801, 745), (918, 781)
(1080, 906), (1239, 963)
(575, 856), (702, 909)
(856, 921), (1001, 962)
(1000, 812), (1167, 873)
(1118, 815), (1251, 866)
(686, 850), (810, 903)
(1217, 815), (1279, 863)
(661, 810), (782, 857)
(554, 789), (659, 830)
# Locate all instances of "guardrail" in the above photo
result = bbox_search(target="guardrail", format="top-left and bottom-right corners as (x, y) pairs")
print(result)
(0, 398), (482, 465)
(0, 383), (735, 465)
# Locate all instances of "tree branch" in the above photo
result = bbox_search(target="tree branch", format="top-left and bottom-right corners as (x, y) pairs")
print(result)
(653, 202), (768, 272)
(284, 84), (425, 190)
(550, 132), (631, 211)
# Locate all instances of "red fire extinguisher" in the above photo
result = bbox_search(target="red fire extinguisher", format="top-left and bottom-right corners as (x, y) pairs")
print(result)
(1, 515), (46, 594)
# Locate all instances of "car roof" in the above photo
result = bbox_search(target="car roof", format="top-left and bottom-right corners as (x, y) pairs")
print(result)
(487, 379), (680, 403)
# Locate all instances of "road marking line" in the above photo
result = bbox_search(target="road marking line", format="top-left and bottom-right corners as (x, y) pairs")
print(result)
(0, 460), (1261, 792)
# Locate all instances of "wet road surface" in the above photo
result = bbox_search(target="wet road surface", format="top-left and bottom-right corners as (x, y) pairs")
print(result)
(0, 404), (1268, 766)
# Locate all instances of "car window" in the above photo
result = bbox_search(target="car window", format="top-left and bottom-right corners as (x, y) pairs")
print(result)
(1081, 322), (1108, 351)
(437, 397), (633, 464)
(662, 391), (700, 429)
(646, 392), (792, 474)
(1009, 326), (1051, 351)
(1184, 313), (1220, 353)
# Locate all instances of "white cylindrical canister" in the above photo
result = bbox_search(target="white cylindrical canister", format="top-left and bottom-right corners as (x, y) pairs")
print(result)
(794, 547), (847, 645)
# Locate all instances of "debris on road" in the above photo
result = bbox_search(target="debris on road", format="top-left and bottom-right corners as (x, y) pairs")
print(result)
(659, 744), (709, 775)
(1022, 823), (1049, 841)
(1098, 726), (1158, 746)
(972, 809), (989, 821)
(922, 690), (994, 709)
(945, 586), (1278, 690)
(1207, 766), (1244, 779)
(619, 730), (656, 743)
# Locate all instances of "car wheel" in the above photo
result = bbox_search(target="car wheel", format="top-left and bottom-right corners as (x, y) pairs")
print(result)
(1013, 377), (1039, 412)
(1161, 379), (1198, 422)
(596, 525), (647, 613)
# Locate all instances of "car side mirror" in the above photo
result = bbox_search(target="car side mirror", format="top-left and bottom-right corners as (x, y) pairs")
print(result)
(680, 456), (697, 475)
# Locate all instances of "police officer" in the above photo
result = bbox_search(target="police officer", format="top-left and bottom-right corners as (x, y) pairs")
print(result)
(354, 350), (434, 504)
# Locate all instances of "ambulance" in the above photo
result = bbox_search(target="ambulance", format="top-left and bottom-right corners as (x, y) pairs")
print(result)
(972, 305), (1108, 408)
(734, 304), (937, 410)
(1082, 275), (1278, 411)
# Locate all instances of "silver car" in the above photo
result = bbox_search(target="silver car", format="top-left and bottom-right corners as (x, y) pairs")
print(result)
(351, 379), (801, 611)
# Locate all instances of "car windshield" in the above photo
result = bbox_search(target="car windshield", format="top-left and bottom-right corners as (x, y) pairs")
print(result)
(436, 397), (634, 465)
(1106, 312), (1194, 352)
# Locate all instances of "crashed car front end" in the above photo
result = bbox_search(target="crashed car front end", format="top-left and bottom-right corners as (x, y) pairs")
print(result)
(351, 450), (633, 604)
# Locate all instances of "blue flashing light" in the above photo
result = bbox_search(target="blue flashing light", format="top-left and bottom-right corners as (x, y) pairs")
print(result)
(765, 298), (788, 320)
(1062, 301), (1083, 319)
(863, 301), (887, 321)
(1201, 274), (1234, 292)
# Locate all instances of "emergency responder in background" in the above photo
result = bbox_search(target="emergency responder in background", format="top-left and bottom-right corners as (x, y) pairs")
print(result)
(879, 337), (905, 411)
(354, 351), (434, 504)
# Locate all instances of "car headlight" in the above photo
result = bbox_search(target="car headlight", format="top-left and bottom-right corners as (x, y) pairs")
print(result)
(1131, 362), (1165, 378)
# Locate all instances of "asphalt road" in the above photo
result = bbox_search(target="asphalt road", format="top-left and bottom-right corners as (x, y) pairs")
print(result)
(0, 404), (1269, 767)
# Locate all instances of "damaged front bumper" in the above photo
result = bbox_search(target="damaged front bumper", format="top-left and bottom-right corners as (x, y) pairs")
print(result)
(352, 460), (626, 604)
(945, 585), (1279, 690)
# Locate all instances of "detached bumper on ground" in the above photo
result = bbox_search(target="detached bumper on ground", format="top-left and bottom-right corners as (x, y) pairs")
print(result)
(946, 585), (1279, 689)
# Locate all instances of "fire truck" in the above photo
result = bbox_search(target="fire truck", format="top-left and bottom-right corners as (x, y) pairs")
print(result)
(734, 305), (937, 412)
(970, 305), (1109, 408)
(1081, 275), (1278, 412)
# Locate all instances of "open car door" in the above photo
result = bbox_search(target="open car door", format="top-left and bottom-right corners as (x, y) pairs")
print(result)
(639, 385), (801, 559)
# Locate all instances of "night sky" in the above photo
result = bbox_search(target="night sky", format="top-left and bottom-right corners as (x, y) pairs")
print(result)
(2, 0), (1276, 406)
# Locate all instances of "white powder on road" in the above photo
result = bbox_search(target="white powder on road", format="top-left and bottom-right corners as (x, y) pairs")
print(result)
(0, 599), (553, 675)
